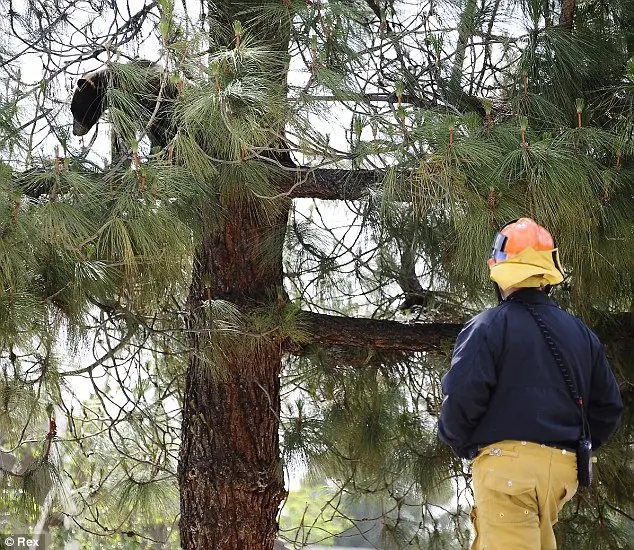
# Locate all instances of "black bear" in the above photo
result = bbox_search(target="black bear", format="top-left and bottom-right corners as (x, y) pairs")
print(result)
(71, 61), (177, 150)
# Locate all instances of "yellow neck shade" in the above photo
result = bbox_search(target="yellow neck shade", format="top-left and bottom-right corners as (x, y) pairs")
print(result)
(489, 247), (564, 291)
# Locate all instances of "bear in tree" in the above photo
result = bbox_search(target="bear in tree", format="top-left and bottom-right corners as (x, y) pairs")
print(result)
(70, 61), (177, 151)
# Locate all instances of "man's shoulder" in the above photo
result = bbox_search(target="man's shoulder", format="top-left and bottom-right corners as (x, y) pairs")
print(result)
(470, 302), (510, 324)
(462, 303), (510, 334)
(542, 299), (594, 330)
(548, 305), (602, 346)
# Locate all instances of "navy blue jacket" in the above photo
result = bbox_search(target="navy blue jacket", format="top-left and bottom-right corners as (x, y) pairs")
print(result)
(438, 288), (623, 459)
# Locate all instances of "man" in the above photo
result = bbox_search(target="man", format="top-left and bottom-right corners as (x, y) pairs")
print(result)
(438, 218), (623, 550)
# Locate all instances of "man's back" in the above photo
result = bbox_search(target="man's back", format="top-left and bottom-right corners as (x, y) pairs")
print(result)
(438, 288), (621, 459)
(438, 218), (623, 550)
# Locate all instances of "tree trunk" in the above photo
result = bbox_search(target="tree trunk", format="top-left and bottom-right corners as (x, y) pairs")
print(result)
(179, 202), (289, 550)
(178, 2), (291, 548)
(559, 0), (575, 29)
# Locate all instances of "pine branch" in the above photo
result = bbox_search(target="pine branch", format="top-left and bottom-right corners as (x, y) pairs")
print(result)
(594, 312), (634, 341)
(288, 309), (634, 356)
(15, 164), (382, 201)
(279, 167), (381, 200)
(294, 92), (434, 108)
(362, 0), (383, 23)
(603, 501), (634, 523)
(294, 311), (462, 354)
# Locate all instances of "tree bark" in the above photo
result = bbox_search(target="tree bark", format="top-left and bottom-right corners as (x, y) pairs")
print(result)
(280, 167), (381, 200)
(559, 0), (575, 29)
(179, 202), (289, 550)
(296, 311), (462, 353)
(178, 2), (292, 548)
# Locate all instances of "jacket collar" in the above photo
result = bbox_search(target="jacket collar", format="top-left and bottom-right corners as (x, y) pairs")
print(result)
(505, 287), (551, 304)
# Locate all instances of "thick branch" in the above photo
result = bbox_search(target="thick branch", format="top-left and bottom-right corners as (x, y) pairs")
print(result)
(16, 165), (383, 202)
(280, 168), (382, 200)
(295, 311), (463, 354)
(291, 309), (634, 357)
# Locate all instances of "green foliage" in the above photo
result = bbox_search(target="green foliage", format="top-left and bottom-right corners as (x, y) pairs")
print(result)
(0, 0), (633, 548)
(280, 481), (354, 545)
(281, 355), (456, 548)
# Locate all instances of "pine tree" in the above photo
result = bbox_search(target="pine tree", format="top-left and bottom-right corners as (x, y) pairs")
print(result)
(0, 1), (633, 549)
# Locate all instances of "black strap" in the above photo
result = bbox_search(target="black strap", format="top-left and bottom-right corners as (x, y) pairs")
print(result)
(508, 296), (591, 441)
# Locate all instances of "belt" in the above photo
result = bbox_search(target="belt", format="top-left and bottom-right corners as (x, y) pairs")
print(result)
(541, 442), (577, 453)
(476, 441), (577, 458)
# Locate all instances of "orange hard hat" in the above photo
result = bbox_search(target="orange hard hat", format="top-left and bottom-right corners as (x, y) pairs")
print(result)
(488, 218), (555, 266)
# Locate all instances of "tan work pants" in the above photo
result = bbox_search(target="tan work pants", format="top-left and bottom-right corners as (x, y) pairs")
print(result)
(470, 440), (578, 550)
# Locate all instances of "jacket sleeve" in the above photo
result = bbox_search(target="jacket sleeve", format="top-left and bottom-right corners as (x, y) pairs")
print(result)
(587, 337), (623, 450)
(438, 316), (499, 458)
